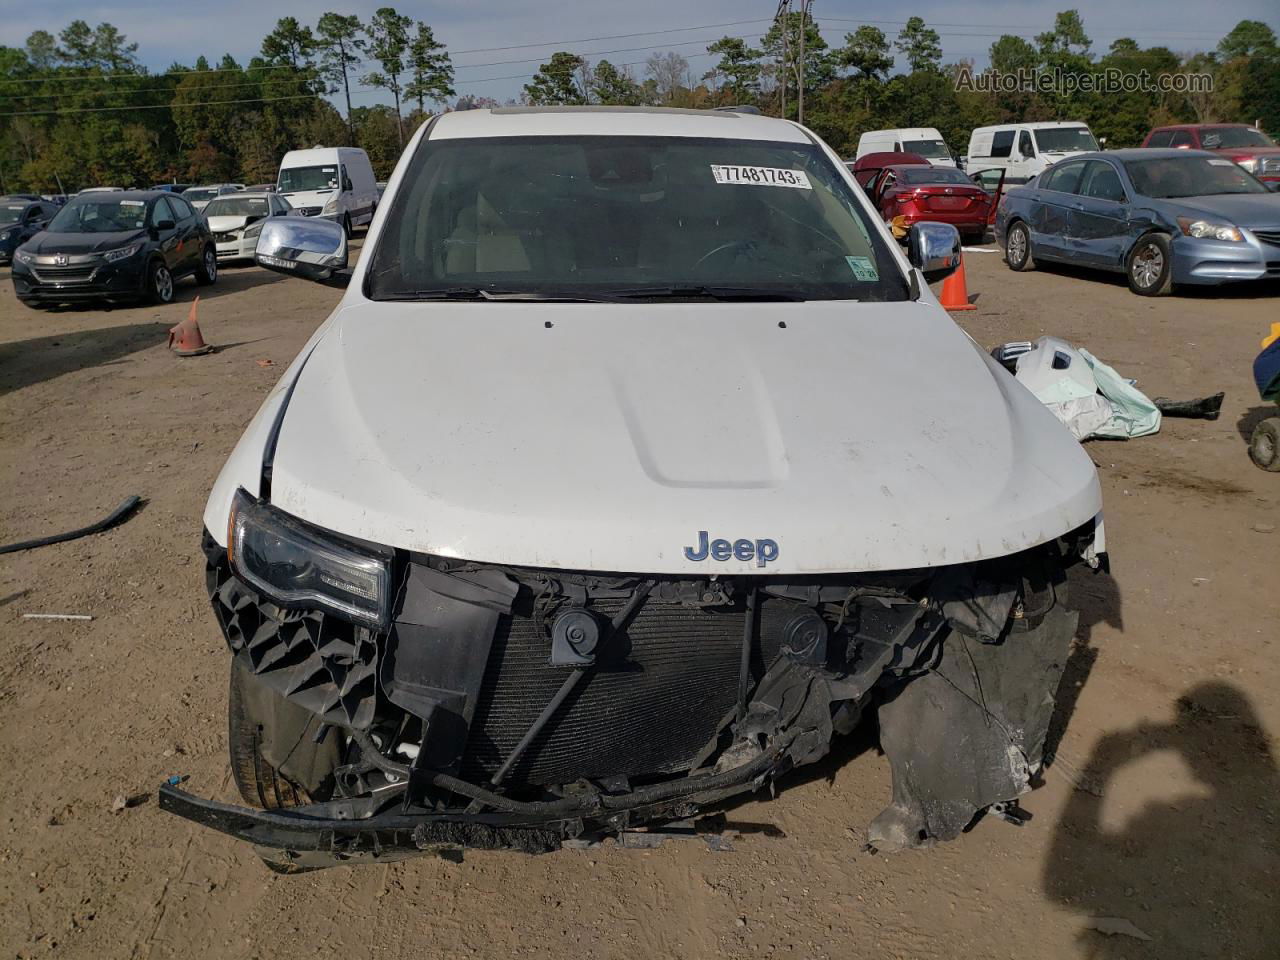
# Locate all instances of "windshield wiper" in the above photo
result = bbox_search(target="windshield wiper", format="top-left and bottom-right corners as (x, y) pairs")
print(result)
(376, 287), (621, 303)
(599, 285), (807, 302)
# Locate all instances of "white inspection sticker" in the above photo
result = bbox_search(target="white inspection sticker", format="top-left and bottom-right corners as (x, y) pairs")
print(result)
(711, 165), (812, 189)
(119, 200), (145, 206)
(1207, 158), (1234, 166)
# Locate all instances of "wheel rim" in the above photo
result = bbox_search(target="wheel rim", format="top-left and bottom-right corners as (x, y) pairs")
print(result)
(1132, 243), (1163, 289)
(1257, 433), (1277, 463)
(205, 248), (216, 280)
(156, 267), (173, 301)
(1008, 227), (1026, 264)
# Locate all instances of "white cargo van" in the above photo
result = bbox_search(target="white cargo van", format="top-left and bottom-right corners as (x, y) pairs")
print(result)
(964, 122), (1098, 184)
(276, 147), (378, 236)
(855, 128), (955, 166)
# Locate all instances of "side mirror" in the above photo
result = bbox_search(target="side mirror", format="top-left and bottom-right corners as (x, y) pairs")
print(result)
(1270, 181), (1280, 193)
(907, 221), (961, 284)
(255, 215), (349, 285)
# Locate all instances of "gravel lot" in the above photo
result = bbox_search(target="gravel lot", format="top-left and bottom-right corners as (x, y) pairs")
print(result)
(1, 245), (1276, 959)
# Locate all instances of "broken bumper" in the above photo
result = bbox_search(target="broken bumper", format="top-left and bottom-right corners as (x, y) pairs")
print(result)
(175, 521), (1102, 864)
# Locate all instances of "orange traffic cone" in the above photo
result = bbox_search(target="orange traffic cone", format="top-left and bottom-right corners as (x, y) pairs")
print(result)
(939, 256), (976, 311)
(168, 297), (214, 356)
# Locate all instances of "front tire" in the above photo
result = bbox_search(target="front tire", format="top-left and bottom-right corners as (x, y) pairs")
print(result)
(341, 213), (352, 238)
(1126, 233), (1173, 296)
(147, 260), (174, 305)
(228, 661), (339, 809)
(195, 245), (217, 286)
(1005, 221), (1034, 271)
(1249, 418), (1280, 471)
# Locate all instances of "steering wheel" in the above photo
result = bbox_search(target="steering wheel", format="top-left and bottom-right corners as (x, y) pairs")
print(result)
(693, 239), (755, 270)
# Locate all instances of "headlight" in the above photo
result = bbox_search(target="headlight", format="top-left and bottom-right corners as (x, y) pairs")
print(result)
(1233, 157), (1259, 174)
(103, 241), (143, 262)
(0, 228), (14, 241)
(243, 221), (265, 239)
(228, 489), (393, 628)
(1176, 217), (1242, 242)
(322, 195), (339, 214)
(16, 249), (34, 264)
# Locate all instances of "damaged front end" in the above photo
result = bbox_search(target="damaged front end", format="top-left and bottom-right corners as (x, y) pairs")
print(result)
(162, 508), (1100, 868)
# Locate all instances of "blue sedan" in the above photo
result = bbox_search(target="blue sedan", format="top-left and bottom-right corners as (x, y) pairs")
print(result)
(994, 148), (1280, 295)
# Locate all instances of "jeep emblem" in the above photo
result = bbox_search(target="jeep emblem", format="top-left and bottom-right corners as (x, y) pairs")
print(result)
(683, 531), (779, 568)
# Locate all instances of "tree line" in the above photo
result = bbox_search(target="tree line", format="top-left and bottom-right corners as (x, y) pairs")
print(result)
(0, 8), (455, 193)
(1, 10), (1277, 195)
(521, 12), (1280, 160)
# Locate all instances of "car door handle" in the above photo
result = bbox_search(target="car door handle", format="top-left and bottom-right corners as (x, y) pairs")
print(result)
(1072, 202), (1085, 210)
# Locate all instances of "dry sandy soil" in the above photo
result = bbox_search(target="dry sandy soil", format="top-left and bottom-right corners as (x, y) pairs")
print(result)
(1, 245), (1276, 960)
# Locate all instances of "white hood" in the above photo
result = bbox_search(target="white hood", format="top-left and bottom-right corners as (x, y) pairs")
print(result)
(242, 299), (1100, 575)
(205, 214), (254, 234)
(279, 189), (332, 210)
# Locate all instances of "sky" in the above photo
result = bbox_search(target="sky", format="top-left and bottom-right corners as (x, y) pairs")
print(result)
(1, 0), (1276, 110)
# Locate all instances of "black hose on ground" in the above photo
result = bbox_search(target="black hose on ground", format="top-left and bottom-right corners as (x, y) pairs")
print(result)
(0, 495), (143, 556)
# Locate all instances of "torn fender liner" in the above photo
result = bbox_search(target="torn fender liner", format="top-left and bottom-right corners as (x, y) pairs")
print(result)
(869, 603), (1076, 851)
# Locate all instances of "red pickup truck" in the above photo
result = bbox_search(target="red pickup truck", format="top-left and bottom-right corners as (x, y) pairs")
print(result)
(1140, 124), (1280, 183)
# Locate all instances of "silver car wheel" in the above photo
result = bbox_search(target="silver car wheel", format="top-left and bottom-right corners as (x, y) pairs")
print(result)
(205, 248), (217, 282)
(1131, 244), (1163, 289)
(1007, 226), (1027, 265)
(155, 266), (173, 302)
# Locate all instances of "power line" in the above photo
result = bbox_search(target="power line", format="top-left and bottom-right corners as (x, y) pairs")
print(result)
(1, 60), (307, 86)
(817, 17), (1229, 40)
(7, 77), (322, 103)
(9, 33), (770, 105)
(0, 93), (318, 118)
(0, 18), (779, 87)
(446, 18), (773, 55)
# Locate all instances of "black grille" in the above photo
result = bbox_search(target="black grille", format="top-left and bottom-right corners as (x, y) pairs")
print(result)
(33, 264), (97, 283)
(213, 232), (236, 243)
(460, 600), (787, 786)
(1253, 228), (1280, 247)
(297, 206), (322, 217)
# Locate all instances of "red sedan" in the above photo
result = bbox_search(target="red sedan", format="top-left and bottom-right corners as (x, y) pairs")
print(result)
(867, 164), (993, 244)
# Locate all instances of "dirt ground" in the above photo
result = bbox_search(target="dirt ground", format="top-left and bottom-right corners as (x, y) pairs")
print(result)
(1, 245), (1277, 960)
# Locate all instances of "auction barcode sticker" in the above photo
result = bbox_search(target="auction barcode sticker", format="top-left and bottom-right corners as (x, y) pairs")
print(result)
(711, 165), (812, 189)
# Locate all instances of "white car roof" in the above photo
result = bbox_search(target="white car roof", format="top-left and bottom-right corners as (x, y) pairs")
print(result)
(429, 106), (810, 143)
(281, 147), (366, 164)
(860, 128), (942, 138)
(972, 122), (1090, 133)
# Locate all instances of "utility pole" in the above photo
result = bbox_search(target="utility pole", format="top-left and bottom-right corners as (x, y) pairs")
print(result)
(796, 0), (810, 125)
(774, 0), (789, 118)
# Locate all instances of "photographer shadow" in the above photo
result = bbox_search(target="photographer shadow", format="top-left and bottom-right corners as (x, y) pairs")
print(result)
(1043, 681), (1278, 958)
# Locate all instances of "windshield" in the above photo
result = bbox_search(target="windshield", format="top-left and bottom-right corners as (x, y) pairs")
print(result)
(1200, 127), (1274, 149)
(278, 165), (339, 192)
(1, 204), (27, 226)
(183, 188), (218, 203)
(48, 198), (149, 233)
(1033, 127), (1098, 153)
(902, 139), (950, 159)
(205, 196), (272, 218)
(1123, 156), (1269, 198)
(899, 166), (973, 185)
(367, 135), (908, 302)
